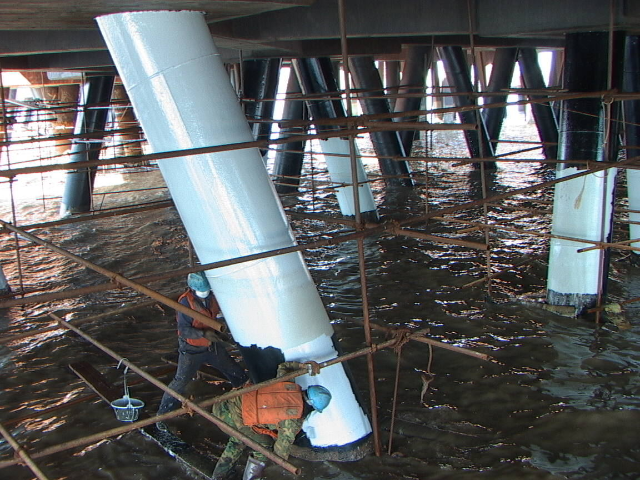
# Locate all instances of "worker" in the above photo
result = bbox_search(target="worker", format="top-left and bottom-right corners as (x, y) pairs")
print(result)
(211, 361), (332, 480)
(157, 272), (248, 426)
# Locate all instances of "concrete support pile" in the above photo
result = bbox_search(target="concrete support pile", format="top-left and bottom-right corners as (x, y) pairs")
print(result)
(483, 48), (518, 147)
(59, 75), (115, 216)
(393, 46), (431, 157)
(292, 57), (379, 219)
(272, 71), (307, 194)
(97, 10), (372, 458)
(439, 46), (496, 168)
(348, 55), (414, 186)
(518, 48), (559, 160)
(546, 32), (620, 313)
(242, 58), (282, 158)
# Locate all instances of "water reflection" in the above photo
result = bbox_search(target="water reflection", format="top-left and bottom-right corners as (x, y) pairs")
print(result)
(0, 128), (639, 479)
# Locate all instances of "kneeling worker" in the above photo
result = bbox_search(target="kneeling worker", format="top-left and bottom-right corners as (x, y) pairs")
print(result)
(157, 272), (248, 422)
(212, 361), (332, 480)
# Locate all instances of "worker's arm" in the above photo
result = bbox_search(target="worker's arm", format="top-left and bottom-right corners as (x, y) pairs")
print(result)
(276, 361), (303, 377)
(273, 418), (304, 460)
(177, 313), (201, 337)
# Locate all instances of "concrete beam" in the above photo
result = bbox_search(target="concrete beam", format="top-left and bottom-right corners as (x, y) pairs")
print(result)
(211, 0), (640, 43)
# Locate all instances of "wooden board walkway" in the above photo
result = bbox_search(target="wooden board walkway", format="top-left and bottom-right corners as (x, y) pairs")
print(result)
(68, 361), (218, 480)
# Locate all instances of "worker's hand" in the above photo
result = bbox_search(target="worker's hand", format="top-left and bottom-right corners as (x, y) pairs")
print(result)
(203, 330), (220, 342)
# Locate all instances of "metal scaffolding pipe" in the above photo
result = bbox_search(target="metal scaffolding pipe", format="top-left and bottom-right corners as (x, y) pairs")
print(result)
(111, 84), (143, 157)
(0, 90), (622, 181)
(59, 75), (115, 216)
(348, 55), (414, 186)
(2, 149), (635, 313)
(518, 48), (559, 159)
(97, 10), (372, 456)
(0, 323), (488, 471)
(52, 314), (300, 474)
(0, 423), (50, 480)
(0, 219), (224, 331)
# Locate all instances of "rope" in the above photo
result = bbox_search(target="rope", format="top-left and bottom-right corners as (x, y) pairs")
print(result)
(302, 361), (321, 376)
(420, 344), (435, 404)
(389, 327), (412, 354)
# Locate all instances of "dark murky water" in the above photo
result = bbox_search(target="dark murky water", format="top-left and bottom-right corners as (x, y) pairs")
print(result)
(1, 121), (640, 480)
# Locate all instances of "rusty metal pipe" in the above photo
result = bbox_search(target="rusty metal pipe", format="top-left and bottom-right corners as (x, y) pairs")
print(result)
(0, 423), (50, 480)
(52, 314), (300, 475)
(4, 156), (636, 310)
(0, 298), (164, 345)
(0, 328), (486, 471)
(0, 220), (223, 331)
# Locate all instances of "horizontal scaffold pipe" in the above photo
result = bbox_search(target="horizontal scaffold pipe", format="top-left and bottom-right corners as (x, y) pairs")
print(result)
(52, 314), (300, 475)
(0, 126), (141, 148)
(0, 322), (490, 472)
(462, 254), (545, 289)
(398, 154), (640, 230)
(0, 423), (50, 480)
(0, 298), (167, 345)
(432, 216), (640, 253)
(0, 123), (468, 179)
(0, 90), (626, 179)
(3, 156), (639, 309)
(281, 90), (629, 127)
(391, 227), (488, 251)
(1, 200), (173, 233)
(0, 220), (224, 331)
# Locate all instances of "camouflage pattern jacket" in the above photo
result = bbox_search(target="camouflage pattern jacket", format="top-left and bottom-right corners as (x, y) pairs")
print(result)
(227, 362), (305, 459)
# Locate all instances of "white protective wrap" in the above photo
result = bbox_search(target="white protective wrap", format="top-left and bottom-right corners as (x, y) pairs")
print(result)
(547, 167), (617, 295)
(97, 10), (371, 447)
(320, 137), (377, 216)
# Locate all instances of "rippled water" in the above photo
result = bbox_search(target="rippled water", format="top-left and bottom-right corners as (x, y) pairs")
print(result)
(1, 122), (640, 480)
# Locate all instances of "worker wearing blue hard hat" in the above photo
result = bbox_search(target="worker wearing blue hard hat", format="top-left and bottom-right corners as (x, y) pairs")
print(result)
(211, 361), (332, 480)
(156, 271), (248, 427)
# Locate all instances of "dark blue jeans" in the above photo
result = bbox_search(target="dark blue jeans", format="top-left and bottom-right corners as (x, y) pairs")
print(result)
(157, 342), (248, 415)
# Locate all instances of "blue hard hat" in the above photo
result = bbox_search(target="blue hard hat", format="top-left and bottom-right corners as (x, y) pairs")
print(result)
(187, 272), (210, 292)
(306, 385), (331, 412)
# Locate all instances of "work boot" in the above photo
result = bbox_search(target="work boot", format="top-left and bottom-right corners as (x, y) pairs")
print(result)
(242, 456), (266, 480)
(212, 458), (235, 480)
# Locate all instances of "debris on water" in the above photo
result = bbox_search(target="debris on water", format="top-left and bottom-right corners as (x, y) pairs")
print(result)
(541, 304), (578, 318)
(604, 303), (631, 330)
(418, 370), (435, 403)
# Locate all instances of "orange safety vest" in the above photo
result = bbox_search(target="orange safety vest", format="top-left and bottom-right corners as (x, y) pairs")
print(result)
(177, 290), (220, 347)
(241, 382), (304, 438)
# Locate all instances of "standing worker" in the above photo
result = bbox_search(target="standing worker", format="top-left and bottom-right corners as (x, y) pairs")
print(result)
(157, 272), (248, 426)
(211, 361), (332, 480)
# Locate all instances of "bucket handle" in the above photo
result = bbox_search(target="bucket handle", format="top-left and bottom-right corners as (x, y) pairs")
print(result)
(116, 358), (130, 400)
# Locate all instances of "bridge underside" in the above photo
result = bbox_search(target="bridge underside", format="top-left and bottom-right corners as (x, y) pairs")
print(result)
(0, 0), (633, 72)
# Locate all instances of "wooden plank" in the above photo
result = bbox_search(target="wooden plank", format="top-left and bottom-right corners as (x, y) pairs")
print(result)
(69, 361), (121, 404)
(140, 426), (217, 479)
(69, 360), (217, 480)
